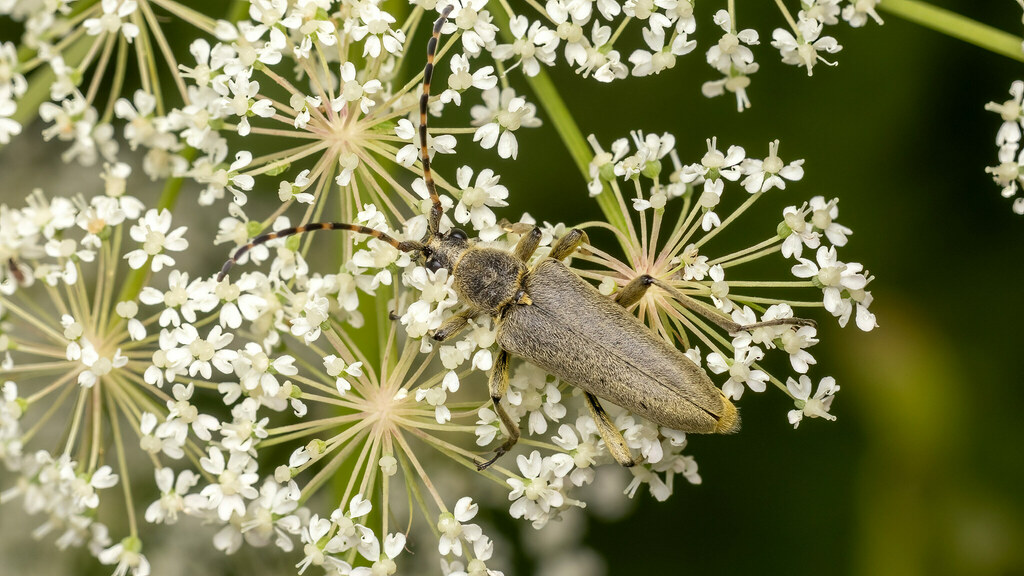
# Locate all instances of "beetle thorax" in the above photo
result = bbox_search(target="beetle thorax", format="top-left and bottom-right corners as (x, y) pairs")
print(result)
(451, 248), (526, 315)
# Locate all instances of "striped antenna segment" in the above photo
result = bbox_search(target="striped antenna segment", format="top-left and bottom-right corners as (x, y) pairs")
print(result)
(421, 4), (455, 235)
(217, 223), (418, 282)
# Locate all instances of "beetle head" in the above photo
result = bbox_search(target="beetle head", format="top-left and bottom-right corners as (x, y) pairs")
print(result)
(419, 227), (470, 274)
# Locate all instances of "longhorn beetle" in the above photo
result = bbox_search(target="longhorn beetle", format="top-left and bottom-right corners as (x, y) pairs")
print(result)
(217, 5), (815, 470)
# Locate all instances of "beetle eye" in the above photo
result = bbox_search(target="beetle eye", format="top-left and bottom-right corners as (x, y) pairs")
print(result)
(426, 258), (444, 272)
(449, 228), (468, 241)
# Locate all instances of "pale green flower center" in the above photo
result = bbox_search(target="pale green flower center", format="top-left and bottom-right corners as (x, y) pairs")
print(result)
(558, 22), (583, 43)
(803, 398), (834, 420)
(450, 69), (473, 91)
(718, 34), (739, 54)
(438, 514), (461, 537)
(797, 43), (817, 67)
(999, 101), (1022, 122)
(372, 558), (396, 576)
(87, 216), (107, 235)
(725, 74), (751, 91)
(989, 162), (1020, 184)
(517, 39), (536, 60)
(520, 387), (542, 412)
(461, 185), (487, 208)
(651, 51), (676, 72)
(91, 356), (113, 376)
(218, 470), (240, 495)
(785, 211), (807, 232)
(763, 155), (784, 174)
(497, 108), (525, 131)
(467, 559), (488, 576)
(303, 543), (325, 566)
(811, 210), (832, 230)
(524, 481), (543, 500)
(98, 13), (122, 32)
(702, 149), (725, 168)
(190, 339), (215, 361)
(456, 9), (478, 28)
(143, 229), (165, 254)
(818, 266), (843, 287)
(728, 362), (749, 381)
(252, 353), (270, 373)
(632, 0), (655, 19)
(173, 400), (198, 423)
(343, 80), (363, 101)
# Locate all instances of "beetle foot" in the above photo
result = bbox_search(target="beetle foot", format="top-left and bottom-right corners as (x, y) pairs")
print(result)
(476, 448), (507, 471)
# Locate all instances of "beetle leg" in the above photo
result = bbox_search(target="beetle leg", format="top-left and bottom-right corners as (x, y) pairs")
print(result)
(478, 349), (519, 470)
(649, 278), (816, 334)
(584, 392), (636, 467)
(431, 308), (479, 342)
(614, 274), (655, 308)
(511, 226), (542, 263)
(548, 228), (589, 261)
(594, 274), (650, 467)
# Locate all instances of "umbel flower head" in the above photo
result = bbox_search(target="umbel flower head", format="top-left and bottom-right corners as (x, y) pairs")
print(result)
(581, 131), (873, 411)
(0, 182), (222, 573)
(143, 1), (548, 251)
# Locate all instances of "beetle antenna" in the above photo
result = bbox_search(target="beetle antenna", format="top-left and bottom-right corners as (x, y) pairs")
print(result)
(217, 223), (423, 282)
(217, 8), (457, 283)
(422, 5), (454, 237)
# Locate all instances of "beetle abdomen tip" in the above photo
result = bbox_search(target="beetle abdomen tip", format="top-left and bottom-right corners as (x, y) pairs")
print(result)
(715, 396), (741, 434)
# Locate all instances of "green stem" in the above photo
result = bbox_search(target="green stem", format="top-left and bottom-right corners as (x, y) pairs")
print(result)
(879, 0), (1024, 62)
(10, 66), (52, 129)
(522, 67), (630, 236)
(114, 147), (196, 305)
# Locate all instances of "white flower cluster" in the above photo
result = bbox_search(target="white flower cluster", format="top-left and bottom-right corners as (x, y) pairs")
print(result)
(37, 88), (119, 167)
(0, 186), (149, 291)
(117, 187), (714, 548)
(0, 41), (25, 144)
(436, 496), (502, 573)
(292, 495), (412, 575)
(509, 0), (879, 109)
(0, 186), (244, 576)
(132, 276), (518, 571)
(0, 0), (885, 189)
(0, 381), (155, 575)
(0, 450), (126, 558)
(120, 0), (543, 230)
(985, 80), (1024, 214)
(478, 384), (708, 530)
